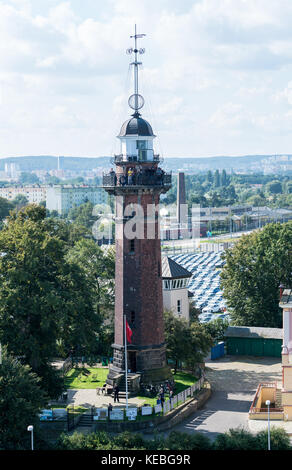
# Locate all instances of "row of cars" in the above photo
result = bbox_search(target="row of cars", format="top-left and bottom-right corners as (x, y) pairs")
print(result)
(171, 251), (230, 324)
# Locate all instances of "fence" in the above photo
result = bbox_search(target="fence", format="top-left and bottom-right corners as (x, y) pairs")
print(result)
(162, 376), (205, 414)
(161, 242), (232, 255)
(90, 375), (206, 425)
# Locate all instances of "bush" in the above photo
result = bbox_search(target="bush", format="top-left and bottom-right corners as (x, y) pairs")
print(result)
(56, 427), (291, 451)
(213, 428), (259, 450)
(255, 427), (291, 450)
(113, 432), (146, 450)
(57, 431), (113, 450)
(164, 431), (212, 450)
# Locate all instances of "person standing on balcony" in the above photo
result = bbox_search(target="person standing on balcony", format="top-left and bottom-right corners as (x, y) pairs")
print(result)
(109, 168), (116, 186)
(128, 167), (134, 185)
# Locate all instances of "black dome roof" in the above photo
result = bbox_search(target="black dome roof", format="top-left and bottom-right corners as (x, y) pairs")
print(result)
(118, 116), (154, 137)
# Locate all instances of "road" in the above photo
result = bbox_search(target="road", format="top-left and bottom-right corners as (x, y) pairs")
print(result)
(171, 356), (282, 440)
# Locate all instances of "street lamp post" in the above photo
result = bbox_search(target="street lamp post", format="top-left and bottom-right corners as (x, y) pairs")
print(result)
(265, 400), (271, 450)
(27, 425), (34, 450)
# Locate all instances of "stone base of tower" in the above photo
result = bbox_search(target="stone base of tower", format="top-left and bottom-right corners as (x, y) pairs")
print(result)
(106, 343), (173, 389)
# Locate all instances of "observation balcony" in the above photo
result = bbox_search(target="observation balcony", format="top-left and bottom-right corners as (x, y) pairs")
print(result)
(111, 154), (162, 164)
(102, 169), (171, 193)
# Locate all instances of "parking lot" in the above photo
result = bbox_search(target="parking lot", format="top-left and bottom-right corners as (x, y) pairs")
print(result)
(171, 251), (229, 322)
(172, 356), (282, 439)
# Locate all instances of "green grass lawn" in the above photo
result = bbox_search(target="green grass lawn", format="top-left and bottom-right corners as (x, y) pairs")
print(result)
(64, 367), (108, 389)
(65, 367), (197, 407)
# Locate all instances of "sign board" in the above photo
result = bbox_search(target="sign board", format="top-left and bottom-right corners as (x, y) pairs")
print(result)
(126, 408), (137, 421)
(39, 409), (53, 421)
(93, 408), (108, 421)
(154, 404), (162, 414)
(141, 406), (152, 416)
(110, 408), (124, 420)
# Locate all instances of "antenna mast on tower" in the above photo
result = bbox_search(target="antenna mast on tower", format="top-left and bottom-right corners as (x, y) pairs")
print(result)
(126, 25), (146, 116)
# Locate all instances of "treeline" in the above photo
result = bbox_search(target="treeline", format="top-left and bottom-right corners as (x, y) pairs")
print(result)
(55, 428), (290, 451)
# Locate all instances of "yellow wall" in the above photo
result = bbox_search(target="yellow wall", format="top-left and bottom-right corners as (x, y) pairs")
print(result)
(249, 412), (284, 420)
(283, 407), (292, 420)
(283, 368), (292, 390)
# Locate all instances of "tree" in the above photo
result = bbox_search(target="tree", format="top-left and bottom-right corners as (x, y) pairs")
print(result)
(214, 170), (221, 188)
(0, 205), (98, 397)
(204, 318), (229, 343)
(0, 196), (14, 221)
(213, 427), (291, 450)
(221, 222), (292, 327)
(265, 180), (283, 195)
(68, 201), (98, 230)
(164, 311), (213, 373)
(12, 194), (29, 209)
(221, 169), (227, 186)
(19, 172), (40, 184)
(66, 239), (115, 356)
(0, 347), (47, 449)
(207, 170), (213, 184)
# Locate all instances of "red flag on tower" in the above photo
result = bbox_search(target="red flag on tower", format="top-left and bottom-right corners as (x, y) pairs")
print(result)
(125, 320), (133, 344)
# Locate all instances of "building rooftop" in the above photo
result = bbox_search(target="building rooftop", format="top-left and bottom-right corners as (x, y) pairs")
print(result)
(161, 256), (192, 280)
(225, 326), (283, 340)
(118, 116), (154, 137)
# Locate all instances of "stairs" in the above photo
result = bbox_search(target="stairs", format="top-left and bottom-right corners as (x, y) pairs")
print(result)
(77, 411), (93, 427)
(275, 389), (282, 409)
(111, 374), (134, 399)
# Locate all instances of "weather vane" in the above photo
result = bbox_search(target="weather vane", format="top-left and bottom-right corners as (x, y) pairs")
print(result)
(126, 24), (146, 116)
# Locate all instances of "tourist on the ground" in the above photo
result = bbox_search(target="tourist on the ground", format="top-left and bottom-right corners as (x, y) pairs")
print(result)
(169, 389), (173, 406)
(114, 384), (120, 403)
(108, 402), (113, 420)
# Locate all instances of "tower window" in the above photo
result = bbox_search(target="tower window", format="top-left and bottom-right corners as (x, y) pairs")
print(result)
(136, 140), (147, 150)
(158, 262), (161, 277)
(130, 311), (135, 325)
(129, 239), (135, 252)
(177, 300), (181, 315)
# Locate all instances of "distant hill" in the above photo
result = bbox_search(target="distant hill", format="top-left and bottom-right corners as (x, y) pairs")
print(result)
(0, 156), (111, 171)
(0, 154), (290, 173)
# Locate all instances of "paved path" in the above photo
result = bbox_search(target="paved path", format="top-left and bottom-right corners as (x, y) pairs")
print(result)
(171, 356), (282, 440)
(66, 388), (145, 408)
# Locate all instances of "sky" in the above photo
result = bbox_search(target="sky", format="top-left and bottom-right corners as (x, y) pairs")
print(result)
(1, 0), (292, 158)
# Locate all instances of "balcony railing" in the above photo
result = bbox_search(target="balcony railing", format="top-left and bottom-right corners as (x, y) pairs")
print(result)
(112, 154), (162, 164)
(249, 382), (283, 414)
(103, 171), (171, 188)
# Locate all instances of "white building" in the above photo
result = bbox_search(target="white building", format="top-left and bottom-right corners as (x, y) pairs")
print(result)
(4, 163), (20, 179)
(46, 185), (108, 215)
(0, 185), (46, 204)
(162, 256), (192, 323)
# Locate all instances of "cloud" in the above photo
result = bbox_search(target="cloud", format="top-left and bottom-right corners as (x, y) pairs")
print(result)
(0, 0), (292, 157)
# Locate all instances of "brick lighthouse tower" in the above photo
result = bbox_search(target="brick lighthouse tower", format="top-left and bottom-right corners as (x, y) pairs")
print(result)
(103, 26), (172, 390)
